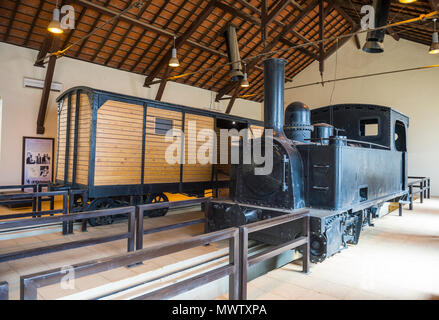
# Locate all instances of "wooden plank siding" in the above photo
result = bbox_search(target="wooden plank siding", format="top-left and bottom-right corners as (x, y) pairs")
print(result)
(94, 100), (143, 186)
(144, 107), (182, 184)
(183, 114), (214, 182)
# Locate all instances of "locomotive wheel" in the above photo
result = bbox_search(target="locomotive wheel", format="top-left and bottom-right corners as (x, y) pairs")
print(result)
(145, 193), (169, 218)
(310, 233), (327, 263)
(88, 198), (116, 226)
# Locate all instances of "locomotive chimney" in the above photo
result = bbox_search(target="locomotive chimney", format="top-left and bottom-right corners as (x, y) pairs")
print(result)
(263, 58), (286, 136)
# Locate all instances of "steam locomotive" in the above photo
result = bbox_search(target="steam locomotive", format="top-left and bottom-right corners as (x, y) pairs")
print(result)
(207, 58), (409, 263)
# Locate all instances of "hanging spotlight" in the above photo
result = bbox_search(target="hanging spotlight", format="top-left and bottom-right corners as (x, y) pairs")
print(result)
(48, 1), (63, 34)
(168, 35), (180, 67)
(429, 19), (439, 55)
(399, 0), (416, 3)
(241, 63), (250, 88)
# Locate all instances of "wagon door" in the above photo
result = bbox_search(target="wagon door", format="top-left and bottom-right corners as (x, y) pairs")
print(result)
(183, 114), (214, 183)
(144, 107), (183, 184)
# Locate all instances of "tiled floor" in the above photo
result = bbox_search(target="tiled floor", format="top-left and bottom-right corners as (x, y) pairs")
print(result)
(217, 197), (439, 300)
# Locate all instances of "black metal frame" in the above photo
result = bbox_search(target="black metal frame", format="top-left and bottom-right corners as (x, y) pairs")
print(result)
(238, 210), (310, 299)
(135, 197), (210, 250)
(0, 184), (53, 211)
(0, 206), (136, 263)
(408, 176), (431, 210)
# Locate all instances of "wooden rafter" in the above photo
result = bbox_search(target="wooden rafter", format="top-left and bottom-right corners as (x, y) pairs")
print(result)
(37, 38), (60, 134)
(143, 0), (217, 87)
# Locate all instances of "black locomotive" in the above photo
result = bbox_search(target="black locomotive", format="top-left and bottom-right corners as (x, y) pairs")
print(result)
(208, 58), (409, 263)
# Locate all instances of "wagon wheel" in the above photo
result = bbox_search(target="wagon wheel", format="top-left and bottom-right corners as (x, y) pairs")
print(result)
(145, 193), (169, 218)
(88, 198), (116, 226)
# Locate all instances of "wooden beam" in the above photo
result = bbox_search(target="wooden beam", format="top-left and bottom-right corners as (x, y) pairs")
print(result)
(34, 34), (55, 67)
(225, 86), (240, 114)
(143, 0), (217, 87)
(264, 0), (290, 26)
(36, 40), (59, 134)
(3, 0), (19, 42)
(289, 1), (304, 11)
(216, 1), (261, 25)
(429, 0), (439, 11)
(354, 34), (361, 49)
(261, 0), (267, 48)
(386, 26), (400, 41)
(155, 67), (171, 101)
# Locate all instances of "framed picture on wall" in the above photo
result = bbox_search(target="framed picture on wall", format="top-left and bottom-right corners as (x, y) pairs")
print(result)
(22, 137), (54, 191)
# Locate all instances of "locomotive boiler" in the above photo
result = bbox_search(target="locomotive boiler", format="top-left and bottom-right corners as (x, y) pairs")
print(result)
(207, 58), (409, 263)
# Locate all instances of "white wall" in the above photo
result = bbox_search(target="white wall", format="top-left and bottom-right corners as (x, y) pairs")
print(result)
(284, 34), (439, 195)
(0, 42), (261, 185)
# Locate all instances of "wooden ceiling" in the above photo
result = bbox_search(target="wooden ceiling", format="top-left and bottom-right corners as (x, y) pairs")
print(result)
(0, 0), (437, 105)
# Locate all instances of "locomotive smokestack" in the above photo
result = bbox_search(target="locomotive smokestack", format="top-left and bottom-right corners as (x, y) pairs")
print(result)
(264, 58), (286, 136)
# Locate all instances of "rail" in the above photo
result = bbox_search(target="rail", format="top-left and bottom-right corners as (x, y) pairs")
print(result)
(407, 176), (431, 210)
(0, 206), (136, 263)
(20, 227), (239, 300)
(0, 184), (53, 211)
(238, 209), (310, 299)
(18, 207), (310, 300)
(0, 190), (69, 234)
(135, 197), (210, 250)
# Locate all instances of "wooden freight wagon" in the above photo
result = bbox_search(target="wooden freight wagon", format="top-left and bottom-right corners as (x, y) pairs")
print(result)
(54, 86), (263, 219)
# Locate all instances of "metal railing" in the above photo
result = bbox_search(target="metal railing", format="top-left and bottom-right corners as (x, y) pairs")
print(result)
(20, 227), (240, 300)
(408, 176), (431, 210)
(18, 207), (310, 300)
(136, 197), (210, 250)
(0, 206), (136, 263)
(0, 189), (67, 222)
(238, 210), (310, 299)
(0, 184), (53, 211)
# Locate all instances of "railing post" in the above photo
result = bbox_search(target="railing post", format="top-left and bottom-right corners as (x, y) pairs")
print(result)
(428, 178), (431, 199)
(20, 278), (38, 300)
(127, 208), (135, 253)
(203, 198), (210, 234)
(409, 185), (413, 210)
(0, 281), (8, 300)
(228, 229), (239, 300)
(423, 179), (427, 199)
(62, 192), (69, 235)
(399, 202), (403, 217)
(420, 181), (424, 204)
(302, 215), (310, 274)
(238, 227), (248, 300)
(136, 206), (144, 251)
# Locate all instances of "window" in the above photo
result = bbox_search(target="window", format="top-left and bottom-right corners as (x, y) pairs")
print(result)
(394, 120), (407, 152)
(359, 119), (379, 136)
(155, 117), (173, 135)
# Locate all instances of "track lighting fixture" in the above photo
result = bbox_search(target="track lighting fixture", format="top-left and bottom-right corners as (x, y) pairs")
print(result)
(168, 35), (180, 67)
(48, 1), (63, 34)
(241, 63), (249, 88)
